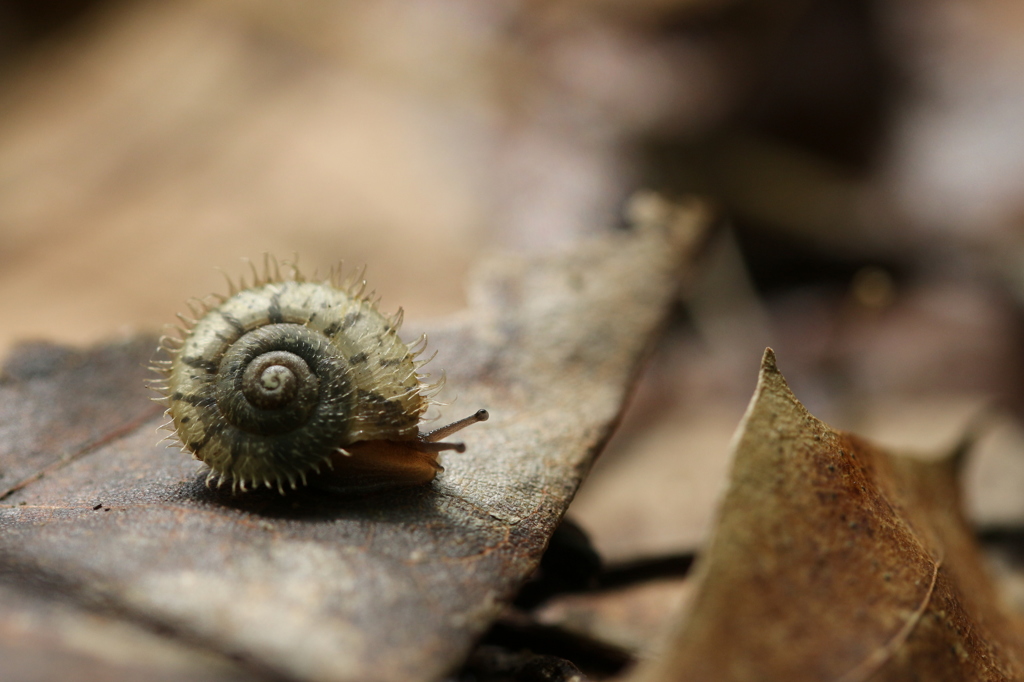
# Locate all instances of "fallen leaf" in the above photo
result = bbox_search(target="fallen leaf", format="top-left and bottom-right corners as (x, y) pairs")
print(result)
(569, 402), (739, 561)
(0, 195), (709, 682)
(630, 348), (1024, 681)
(0, 577), (254, 682)
(0, 337), (162, 499)
(532, 576), (692, 659)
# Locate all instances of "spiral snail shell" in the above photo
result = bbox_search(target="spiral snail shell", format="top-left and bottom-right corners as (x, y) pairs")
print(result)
(149, 257), (487, 494)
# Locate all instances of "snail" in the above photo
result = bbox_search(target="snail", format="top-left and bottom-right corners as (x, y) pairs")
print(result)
(149, 256), (488, 494)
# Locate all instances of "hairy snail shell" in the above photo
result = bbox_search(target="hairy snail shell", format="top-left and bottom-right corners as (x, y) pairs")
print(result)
(149, 257), (487, 493)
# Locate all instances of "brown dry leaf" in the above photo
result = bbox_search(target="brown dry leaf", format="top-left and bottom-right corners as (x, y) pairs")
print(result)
(630, 349), (1024, 682)
(0, 196), (709, 682)
(533, 577), (692, 659)
(0, 338), (162, 498)
(0, 578), (256, 682)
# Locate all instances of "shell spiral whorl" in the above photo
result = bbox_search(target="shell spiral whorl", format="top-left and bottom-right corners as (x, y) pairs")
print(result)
(150, 258), (487, 494)
(215, 325), (343, 438)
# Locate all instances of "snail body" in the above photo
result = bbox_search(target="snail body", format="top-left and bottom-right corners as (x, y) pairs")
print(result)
(150, 259), (487, 493)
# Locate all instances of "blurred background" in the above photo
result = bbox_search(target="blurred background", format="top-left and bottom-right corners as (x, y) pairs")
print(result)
(4, 0), (1024, 666)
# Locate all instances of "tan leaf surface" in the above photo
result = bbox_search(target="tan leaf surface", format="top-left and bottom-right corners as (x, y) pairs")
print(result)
(631, 349), (1024, 682)
(533, 577), (692, 659)
(0, 580), (255, 682)
(0, 197), (708, 682)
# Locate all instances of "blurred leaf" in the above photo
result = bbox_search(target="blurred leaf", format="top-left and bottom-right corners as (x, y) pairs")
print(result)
(631, 349), (1024, 682)
(0, 196), (709, 682)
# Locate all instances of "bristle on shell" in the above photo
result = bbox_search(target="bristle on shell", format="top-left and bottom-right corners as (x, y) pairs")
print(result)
(148, 257), (479, 495)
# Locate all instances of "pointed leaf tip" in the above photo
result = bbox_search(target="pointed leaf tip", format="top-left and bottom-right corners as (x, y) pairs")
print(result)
(629, 349), (1024, 682)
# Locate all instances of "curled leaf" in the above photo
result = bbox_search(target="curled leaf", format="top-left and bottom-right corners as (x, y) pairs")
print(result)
(632, 349), (1024, 682)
